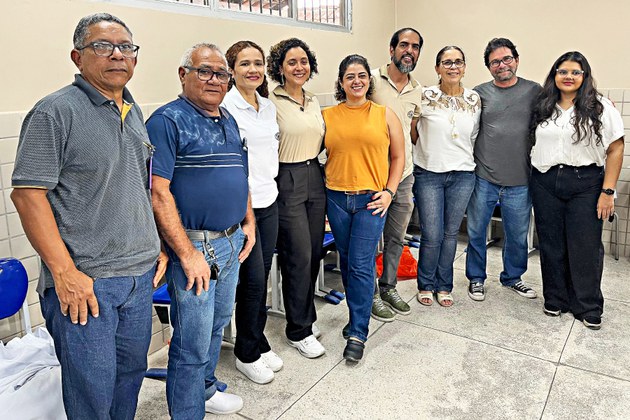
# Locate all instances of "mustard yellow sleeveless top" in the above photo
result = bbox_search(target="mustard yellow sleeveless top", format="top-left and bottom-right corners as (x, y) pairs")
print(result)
(322, 101), (390, 191)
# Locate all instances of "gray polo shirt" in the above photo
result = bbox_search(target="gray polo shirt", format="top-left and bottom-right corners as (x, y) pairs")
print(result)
(473, 77), (542, 186)
(12, 75), (161, 295)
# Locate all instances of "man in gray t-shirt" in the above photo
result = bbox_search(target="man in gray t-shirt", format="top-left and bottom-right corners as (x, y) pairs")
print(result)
(11, 13), (166, 419)
(465, 38), (542, 303)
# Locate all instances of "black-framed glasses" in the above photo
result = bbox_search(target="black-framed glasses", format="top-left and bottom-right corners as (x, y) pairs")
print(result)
(556, 69), (585, 77)
(441, 59), (465, 68)
(184, 66), (231, 84)
(489, 56), (514, 68)
(77, 42), (140, 58)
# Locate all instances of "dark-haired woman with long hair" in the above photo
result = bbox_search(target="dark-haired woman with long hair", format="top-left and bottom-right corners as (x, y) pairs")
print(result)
(530, 51), (624, 330)
(267, 38), (327, 358)
(322, 54), (404, 361)
(222, 40), (282, 384)
(413, 46), (481, 307)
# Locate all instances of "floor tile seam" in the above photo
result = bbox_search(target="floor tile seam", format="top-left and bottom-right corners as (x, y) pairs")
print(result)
(274, 355), (348, 419)
(556, 361), (630, 384)
(603, 296), (630, 304)
(540, 365), (559, 420)
(392, 317), (564, 365)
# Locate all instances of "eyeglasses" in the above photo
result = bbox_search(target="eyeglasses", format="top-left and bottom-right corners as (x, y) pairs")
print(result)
(184, 66), (231, 84)
(441, 59), (465, 68)
(489, 56), (514, 68)
(77, 42), (140, 58)
(556, 69), (585, 77)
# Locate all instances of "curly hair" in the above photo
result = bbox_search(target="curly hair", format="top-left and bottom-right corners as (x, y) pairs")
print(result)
(225, 40), (269, 98)
(266, 38), (318, 84)
(529, 51), (603, 146)
(334, 54), (374, 102)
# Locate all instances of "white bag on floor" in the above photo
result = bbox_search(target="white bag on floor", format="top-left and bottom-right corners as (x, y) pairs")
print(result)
(0, 327), (66, 419)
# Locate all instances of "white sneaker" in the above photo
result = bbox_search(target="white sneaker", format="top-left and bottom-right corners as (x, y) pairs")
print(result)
(204, 391), (243, 415)
(260, 350), (284, 372)
(312, 323), (322, 338)
(236, 357), (274, 384)
(286, 335), (326, 358)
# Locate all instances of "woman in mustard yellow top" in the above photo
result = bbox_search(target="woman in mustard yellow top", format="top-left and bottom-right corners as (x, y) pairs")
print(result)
(322, 54), (404, 362)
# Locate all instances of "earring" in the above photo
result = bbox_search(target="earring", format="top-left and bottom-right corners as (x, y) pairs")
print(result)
(281, 73), (285, 85)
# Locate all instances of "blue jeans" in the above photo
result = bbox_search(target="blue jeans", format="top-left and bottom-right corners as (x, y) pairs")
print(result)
(326, 189), (386, 342)
(40, 267), (156, 420)
(413, 167), (475, 292)
(465, 176), (531, 286)
(165, 228), (244, 420)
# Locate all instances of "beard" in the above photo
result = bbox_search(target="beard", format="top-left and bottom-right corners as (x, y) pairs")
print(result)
(493, 68), (516, 82)
(393, 53), (416, 74)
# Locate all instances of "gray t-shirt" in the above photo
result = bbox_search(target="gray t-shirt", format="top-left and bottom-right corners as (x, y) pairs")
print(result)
(12, 75), (161, 295)
(473, 77), (542, 186)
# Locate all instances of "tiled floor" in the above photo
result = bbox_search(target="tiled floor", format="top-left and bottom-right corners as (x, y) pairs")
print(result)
(137, 241), (630, 419)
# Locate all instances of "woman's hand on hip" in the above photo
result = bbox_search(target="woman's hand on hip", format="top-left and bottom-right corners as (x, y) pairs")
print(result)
(367, 191), (392, 217)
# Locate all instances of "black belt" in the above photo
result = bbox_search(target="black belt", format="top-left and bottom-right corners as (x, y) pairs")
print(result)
(186, 224), (239, 241)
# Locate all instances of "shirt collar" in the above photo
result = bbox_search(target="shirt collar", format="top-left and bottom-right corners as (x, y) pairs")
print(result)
(378, 64), (420, 92)
(72, 74), (135, 106)
(178, 93), (230, 119)
(225, 87), (271, 112)
(272, 85), (315, 105)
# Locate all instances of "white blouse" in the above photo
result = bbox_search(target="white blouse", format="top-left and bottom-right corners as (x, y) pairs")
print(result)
(414, 86), (481, 172)
(531, 97), (624, 173)
(221, 87), (280, 209)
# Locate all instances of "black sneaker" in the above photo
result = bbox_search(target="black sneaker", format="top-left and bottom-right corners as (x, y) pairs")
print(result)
(582, 316), (602, 330)
(543, 305), (561, 317)
(468, 282), (485, 301)
(343, 338), (365, 363)
(505, 280), (537, 299)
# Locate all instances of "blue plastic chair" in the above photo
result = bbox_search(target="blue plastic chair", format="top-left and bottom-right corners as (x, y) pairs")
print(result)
(0, 257), (31, 334)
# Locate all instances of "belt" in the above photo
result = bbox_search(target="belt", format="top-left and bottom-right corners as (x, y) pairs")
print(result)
(186, 224), (239, 241)
(344, 190), (377, 195)
(279, 158), (319, 167)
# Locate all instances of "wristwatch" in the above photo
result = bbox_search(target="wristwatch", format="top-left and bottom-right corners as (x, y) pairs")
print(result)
(384, 188), (396, 199)
(601, 188), (615, 195)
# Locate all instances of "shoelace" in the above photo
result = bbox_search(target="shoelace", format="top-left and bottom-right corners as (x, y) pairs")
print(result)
(513, 281), (530, 292)
(373, 296), (389, 310)
(385, 290), (404, 304)
(471, 283), (484, 293)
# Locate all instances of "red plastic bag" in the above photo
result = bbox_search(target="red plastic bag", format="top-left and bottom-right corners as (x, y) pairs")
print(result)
(375, 246), (417, 280)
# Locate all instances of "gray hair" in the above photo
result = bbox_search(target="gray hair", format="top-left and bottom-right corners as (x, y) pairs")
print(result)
(73, 13), (132, 49)
(180, 43), (227, 68)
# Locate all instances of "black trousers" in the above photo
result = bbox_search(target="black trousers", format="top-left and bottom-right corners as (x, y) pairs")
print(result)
(234, 202), (278, 363)
(276, 159), (326, 341)
(531, 164), (605, 319)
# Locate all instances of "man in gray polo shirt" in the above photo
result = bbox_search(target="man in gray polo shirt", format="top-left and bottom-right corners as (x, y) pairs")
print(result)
(11, 13), (165, 419)
(465, 38), (542, 302)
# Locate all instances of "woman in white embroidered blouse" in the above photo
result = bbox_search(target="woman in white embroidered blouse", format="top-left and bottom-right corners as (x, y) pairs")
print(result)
(413, 46), (481, 307)
(529, 51), (625, 330)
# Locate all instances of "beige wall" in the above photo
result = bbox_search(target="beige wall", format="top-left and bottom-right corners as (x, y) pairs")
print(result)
(397, 0), (630, 89)
(0, 0), (395, 113)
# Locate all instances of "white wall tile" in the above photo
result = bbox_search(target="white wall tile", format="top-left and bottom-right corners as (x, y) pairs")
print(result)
(608, 89), (624, 103)
(0, 137), (18, 165)
(6, 212), (23, 237)
(3, 189), (15, 213)
(26, 279), (39, 305)
(10, 235), (36, 259)
(27, 302), (44, 326)
(20, 255), (40, 280)
(0, 315), (22, 342)
(0, 215), (7, 240)
(0, 113), (23, 139)
(0, 239), (10, 258)
(0, 163), (13, 190)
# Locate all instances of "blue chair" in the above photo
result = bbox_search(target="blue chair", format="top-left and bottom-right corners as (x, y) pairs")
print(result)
(0, 257), (31, 335)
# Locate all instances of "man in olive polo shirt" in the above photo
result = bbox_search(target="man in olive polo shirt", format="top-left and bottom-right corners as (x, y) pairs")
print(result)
(11, 13), (166, 419)
(370, 27), (424, 320)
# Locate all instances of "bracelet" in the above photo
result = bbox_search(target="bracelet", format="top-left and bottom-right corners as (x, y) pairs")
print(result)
(384, 188), (396, 199)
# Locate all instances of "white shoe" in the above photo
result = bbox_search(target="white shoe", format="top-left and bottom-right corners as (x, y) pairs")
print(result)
(236, 357), (274, 384)
(312, 323), (322, 338)
(286, 335), (326, 358)
(204, 391), (243, 415)
(260, 350), (284, 372)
